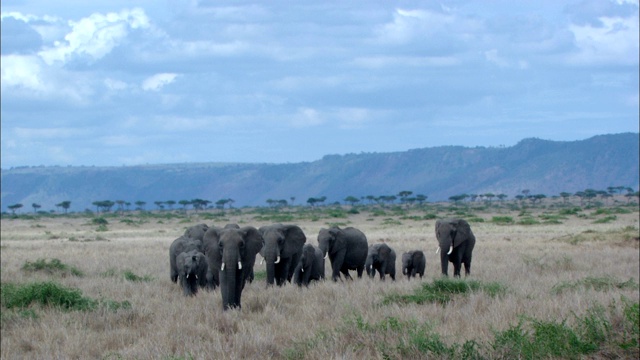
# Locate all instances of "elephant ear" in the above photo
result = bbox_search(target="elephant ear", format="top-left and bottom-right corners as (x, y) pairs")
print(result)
(282, 225), (306, 257)
(202, 227), (221, 255)
(240, 226), (264, 257)
(452, 219), (472, 248)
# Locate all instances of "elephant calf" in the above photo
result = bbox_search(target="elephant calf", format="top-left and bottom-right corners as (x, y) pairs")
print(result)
(176, 250), (208, 296)
(318, 226), (368, 282)
(365, 243), (396, 281)
(169, 235), (203, 283)
(293, 244), (325, 287)
(401, 250), (426, 280)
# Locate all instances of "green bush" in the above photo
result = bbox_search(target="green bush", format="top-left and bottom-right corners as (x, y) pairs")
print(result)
(21, 258), (84, 277)
(383, 278), (506, 305)
(492, 216), (514, 224)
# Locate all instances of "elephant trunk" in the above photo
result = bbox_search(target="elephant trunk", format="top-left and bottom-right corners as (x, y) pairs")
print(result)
(266, 261), (276, 285)
(221, 255), (241, 310)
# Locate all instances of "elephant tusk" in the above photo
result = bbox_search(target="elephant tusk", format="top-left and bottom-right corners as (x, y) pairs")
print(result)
(260, 258), (264, 265)
(301, 268), (304, 272)
(195, 275), (198, 279)
(238, 261), (242, 270)
(447, 246), (453, 255)
(187, 274), (190, 279)
(221, 263), (225, 271)
(435, 247), (440, 254)
(275, 256), (280, 264)
(324, 253), (328, 259)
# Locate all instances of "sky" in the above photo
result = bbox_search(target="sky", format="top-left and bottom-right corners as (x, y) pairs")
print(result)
(1, 0), (638, 168)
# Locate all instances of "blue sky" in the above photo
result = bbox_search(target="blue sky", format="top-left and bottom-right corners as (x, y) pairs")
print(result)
(1, 0), (638, 168)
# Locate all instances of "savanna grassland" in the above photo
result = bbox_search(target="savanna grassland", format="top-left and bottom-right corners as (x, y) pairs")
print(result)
(1, 200), (639, 359)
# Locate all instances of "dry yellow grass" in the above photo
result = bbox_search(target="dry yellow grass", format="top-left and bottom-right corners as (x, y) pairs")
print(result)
(1, 204), (638, 359)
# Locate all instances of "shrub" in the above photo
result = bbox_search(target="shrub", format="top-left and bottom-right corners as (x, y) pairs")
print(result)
(492, 216), (514, 224)
(21, 258), (84, 277)
(383, 278), (506, 305)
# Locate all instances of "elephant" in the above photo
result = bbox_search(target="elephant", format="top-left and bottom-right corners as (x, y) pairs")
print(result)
(317, 226), (368, 282)
(202, 224), (246, 290)
(435, 218), (476, 277)
(258, 224), (307, 286)
(169, 235), (203, 283)
(184, 223), (209, 240)
(202, 226), (263, 310)
(176, 250), (208, 296)
(365, 243), (396, 281)
(292, 243), (325, 287)
(401, 250), (426, 280)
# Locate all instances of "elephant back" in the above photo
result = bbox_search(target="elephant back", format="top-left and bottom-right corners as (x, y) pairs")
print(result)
(184, 223), (209, 241)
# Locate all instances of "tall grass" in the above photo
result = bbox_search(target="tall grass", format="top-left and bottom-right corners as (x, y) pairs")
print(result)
(0, 205), (638, 358)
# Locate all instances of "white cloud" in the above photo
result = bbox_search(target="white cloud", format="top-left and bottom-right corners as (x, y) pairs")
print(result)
(0, 54), (45, 92)
(374, 8), (455, 45)
(13, 127), (89, 139)
(568, 15), (639, 65)
(141, 73), (178, 91)
(38, 8), (150, 65)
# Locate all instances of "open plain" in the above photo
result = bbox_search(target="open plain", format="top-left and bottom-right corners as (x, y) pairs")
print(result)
(1, 201), (638, 359)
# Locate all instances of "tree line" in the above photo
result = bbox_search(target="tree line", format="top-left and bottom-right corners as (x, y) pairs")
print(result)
(4, 186), (639, 215)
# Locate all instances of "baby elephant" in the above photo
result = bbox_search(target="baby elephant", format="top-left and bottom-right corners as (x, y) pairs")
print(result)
(293, 244), (325, 287)
(365, 243), (396, 281)
(176, 250), (208, 296)
(402, 250), (426, 280)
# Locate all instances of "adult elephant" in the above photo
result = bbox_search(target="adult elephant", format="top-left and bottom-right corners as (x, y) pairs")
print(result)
(176, 250), (208, 296)
(402, 250), (426, 280)
(435, 218), (476, 277)
(365, 243), (396, 281)
(169, 236), (203, 283)
(292, 244), (325, 287)
(317, 226), (368, 282)
(202, 226), (263, 310)
(202, 224), (244, 290)
(184, 223), (209, 241)
(258, 224), (306, 286)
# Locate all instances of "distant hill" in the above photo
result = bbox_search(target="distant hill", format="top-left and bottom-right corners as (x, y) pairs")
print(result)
(1, 133), (638, 212)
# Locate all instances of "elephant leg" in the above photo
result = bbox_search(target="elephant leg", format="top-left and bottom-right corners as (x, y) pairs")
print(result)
(331, 252), (346, 281)
(302, 266), (312, 286)
(411, 268), (417, 278)
(463, 255), (472, 276)
(356, 265), (364, 278)
(341, 267), (353, 280)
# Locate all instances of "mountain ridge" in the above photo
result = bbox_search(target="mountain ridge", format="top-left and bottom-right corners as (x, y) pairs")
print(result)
(2, 133), (638, 212)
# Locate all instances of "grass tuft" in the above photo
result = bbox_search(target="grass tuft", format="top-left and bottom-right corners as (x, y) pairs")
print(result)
(551, 276), (638, 294)
(21, 258), (84, 277)
(383, 278), (506, 305)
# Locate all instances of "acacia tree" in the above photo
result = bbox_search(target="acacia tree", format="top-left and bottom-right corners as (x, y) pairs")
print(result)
(56, 201), (71, 214)
(344, 196), (360, 206)
(415, 194), (428, 205)
(154, 201), (165, 211)
(134, 201), (146, 211)
(165, 200), (176, 210)
(32, 203), (41, 213)
(8, 203), (23, 215)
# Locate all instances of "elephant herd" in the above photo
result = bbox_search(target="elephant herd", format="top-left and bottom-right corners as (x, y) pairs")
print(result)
(169, 219), (476, 311)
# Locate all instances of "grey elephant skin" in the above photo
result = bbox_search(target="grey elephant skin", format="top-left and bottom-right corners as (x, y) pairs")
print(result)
(183, 223), (209, 241)
(435, 218), (476, 277)
(201, 224), (242, 290)
(169, 235), (203, 283)
(259, 224), (306, 286)
(202, 226), (263, 310)
(292, 243), (325, 287)
(176, 250), (208, 296)
(365, 243), (396, 281)
(401, 250), (426, 280)
(318, 226), (368, 281)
